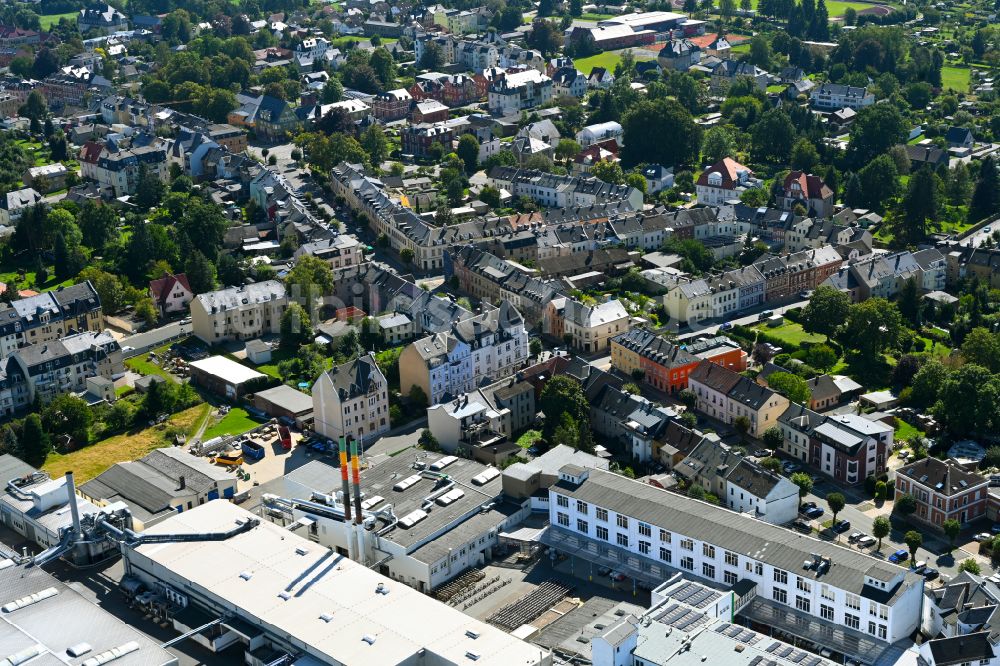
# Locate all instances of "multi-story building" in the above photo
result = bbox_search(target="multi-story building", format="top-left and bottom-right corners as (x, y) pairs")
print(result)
(663, 266), (765, 325)
(488, 70), (553, 116)
(312, 353), (390, 444)
(400, 117), (471, 158)
(0, 281), (104, 357)
(556, 298), (629, 353)
(822, 250), (945, 302)
(487, 166), (644, 211)
(696, 157), (761, 206)
(206, 123), (248, 154)
(778, 404), (892, 484)
(0, 187), (42, 227)
(79, 141), (168, 197)
(776, 171), (835, 218)
(399, 301), (528, 405)
(545, 467), (923, 664)
(688, 360), (789, 438)
(371, 88), (413, 121)
(0, 329), (122, 415)
(78, 4), (128, 34)
(228, 94), (301, 141)
(895, 457), (989, 529)
(610, 328), (746, 394)
(756, 246), (843, 301)
(190, 281), (288, 344)
(810, 83), (875, 111)
(293, 235), (363, 270)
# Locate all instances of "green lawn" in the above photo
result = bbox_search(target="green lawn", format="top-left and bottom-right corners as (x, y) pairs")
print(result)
(43, 403), (211, 482)
(202, 408), (260, 440)
(743, 0), (882, 16)
(39, 12), (76, 30)
(255, 347), (294, 379)
(125, 355), (177, 383)
(574, 51), (652, 74)
(894, 418), (925, 443)
(516, 429), (542, 449)
(941, 66), (971, 93)
(579, 12), (615, 20)
(753, 322), (827, 347)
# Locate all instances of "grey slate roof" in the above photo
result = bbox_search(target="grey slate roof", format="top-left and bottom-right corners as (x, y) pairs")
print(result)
(552, 468), (922, 603)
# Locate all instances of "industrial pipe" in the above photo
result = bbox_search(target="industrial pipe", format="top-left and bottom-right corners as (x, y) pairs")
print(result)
(349, 437), (362, 525)
(65, 472), (81, 538)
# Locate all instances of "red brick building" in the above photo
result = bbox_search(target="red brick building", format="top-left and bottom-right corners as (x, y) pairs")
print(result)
(895, 457), (989, 529)
(610, 328), (747, 394)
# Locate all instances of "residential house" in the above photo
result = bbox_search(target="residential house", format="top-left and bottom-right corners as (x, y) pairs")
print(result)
(551, 67), (587, 98)
(610, 328), (746, 394)
(687, 359), (790, 438)
(642, 164), (674, 194)
(228, 94), (301, 141)
(0, 282), (104, 358)
(190, 281), (288, 344)
(810, 83), (875, 111)
(895, 457), (989, 529)
(371, 88), (413, 122)
(663, 266), (765, 325)
(776, 171), (835, 218)
(945, 126), (974, 150)
(711, 60), (767, 92)
(149, 273), (193, 317)
(558, 298), (629, 353)
(657, 38), (701, 71)
(588, 67), (614, 89)
(779, 404), (892, 484)
(903, 144), (950, 170)
(312, 353), (390, 443)
(79, 141), (168, 197)
(78, 4), (128, 34)
(0, 187), (42, 227)
(488, 70), (553, 116)
(23, 164), (69, 193)
(696, 157), (761, 206)
(399, 301), (528, 405)
(293, 235), (363, 269)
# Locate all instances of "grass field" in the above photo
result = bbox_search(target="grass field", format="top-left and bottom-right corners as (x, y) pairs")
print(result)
(39, 12), (76, 30)
(202, 408), (260, 440)
(43, 404), (211, 482)
(579, 12), (615, 20)
(894, 419), (925, 443)
(941, 66), (971, 93)
(574, 51), (652, 74)
(743, 0), (883, 15)
(125, 355), (176, 382)
(516, 429), (542, 449)
(753, 322), (827, 346)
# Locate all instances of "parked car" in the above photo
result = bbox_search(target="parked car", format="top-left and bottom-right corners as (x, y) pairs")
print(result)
(848, 532), (865, 544)
(888, 549), (909, 563)
(720, 322), (733, 331)
(991, 524), (1000, 534)
(609, 571), (626, 582)
(753, 449), (771, 458)
(597, 567), (612, 577)
(923, 568), (940, 581)
(912, 560), (927, 573)
(834, 520), (851, 533)
(857, 536), (876, 548)
(804, 506), (825, 519)
(974, 533), (993, 543)
(792, 519), (812, 534)
(800, 502), (817, 513)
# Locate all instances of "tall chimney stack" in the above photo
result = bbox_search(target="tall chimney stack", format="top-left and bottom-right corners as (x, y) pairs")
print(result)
(350, 437), (363, 525)
(64, 471), (81, 537)
(339, 437), (352, 523)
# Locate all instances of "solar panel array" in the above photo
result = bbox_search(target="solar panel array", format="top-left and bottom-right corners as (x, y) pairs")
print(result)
(748, 657), (782, 666)
(765, 641), (825, 666)
(714, 622), (763, 646)
(666, 581), (720, 609)
(655, 603), (708, 632)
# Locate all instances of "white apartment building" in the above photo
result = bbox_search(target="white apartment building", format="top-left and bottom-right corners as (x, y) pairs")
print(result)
(312, 353), (390, 444)
(810, 83), (875, 111)
(559, 298), (630, 353)
(488, 70), (553, 116)
(545, 467), (924, 663)
(0, 281), (103, 358)
(687, 360), (790, 438)
(80, 143), (168, 197)
(190, 281), (288, 344)
(0, 187), (42, 227)
(487, 166), (644, 211)
(399, 301), (528, 405)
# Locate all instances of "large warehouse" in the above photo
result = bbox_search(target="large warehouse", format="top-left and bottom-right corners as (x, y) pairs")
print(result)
(123, 501), (551, 666)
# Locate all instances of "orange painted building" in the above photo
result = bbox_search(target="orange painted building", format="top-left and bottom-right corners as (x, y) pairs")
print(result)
(610, 329), (747, 394)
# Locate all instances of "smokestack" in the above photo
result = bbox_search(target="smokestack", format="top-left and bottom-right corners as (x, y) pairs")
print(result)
(64, 471), (81, 537)
(178, 475), (185, 491)
(339, 437), (352, 523)
(350, 437), (363, 525)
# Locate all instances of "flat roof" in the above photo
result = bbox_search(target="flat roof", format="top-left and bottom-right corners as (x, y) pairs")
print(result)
(254, 384), (313, 415)
(189, 355), (266, 385)
(0, 562), (177, 666)
(127, 501), (545, 666)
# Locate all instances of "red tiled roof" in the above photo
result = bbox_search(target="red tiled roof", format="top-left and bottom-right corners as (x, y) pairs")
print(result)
(783, 170), (833, 200)
(696, 157), (752, 189)
(149, 273), (191, 305)
(79, 141), (103, 165)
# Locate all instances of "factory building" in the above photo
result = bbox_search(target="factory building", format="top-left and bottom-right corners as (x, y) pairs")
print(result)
(122, 500), (551, 666)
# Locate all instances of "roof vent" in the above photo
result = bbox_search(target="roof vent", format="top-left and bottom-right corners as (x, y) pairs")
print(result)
(319, 612), (334, 623)
(239, 571), (253, 581)
(362, 635), (376, 645)
(278, 591), (292, 601)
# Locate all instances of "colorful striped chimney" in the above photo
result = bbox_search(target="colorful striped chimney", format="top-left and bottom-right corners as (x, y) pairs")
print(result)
(349, 437), (363, 525)
(339, 436), (351, 523)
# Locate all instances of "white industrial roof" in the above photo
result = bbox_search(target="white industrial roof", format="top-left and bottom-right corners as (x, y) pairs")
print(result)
(189, 355), (266, 385)
(129, 501), (547, 666)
